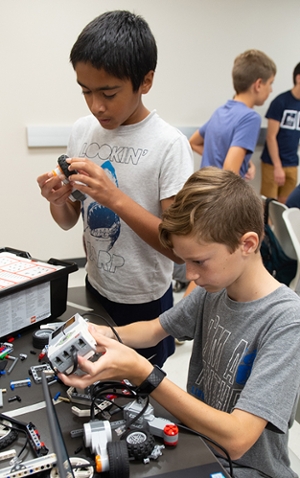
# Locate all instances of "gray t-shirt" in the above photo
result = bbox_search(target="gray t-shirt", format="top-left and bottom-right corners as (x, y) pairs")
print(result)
(160, 285), (300, 477)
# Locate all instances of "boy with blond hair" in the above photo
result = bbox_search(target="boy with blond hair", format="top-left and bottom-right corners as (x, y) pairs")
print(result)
(190, 50), (276, 180)
(61, 168), (300, 478)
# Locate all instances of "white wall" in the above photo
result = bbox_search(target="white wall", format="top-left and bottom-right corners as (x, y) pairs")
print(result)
(1, 0), (300, 260)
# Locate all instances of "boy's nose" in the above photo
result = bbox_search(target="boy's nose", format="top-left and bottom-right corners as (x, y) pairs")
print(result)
(90, 96), (106, 115)
(185, 263), (199, 282)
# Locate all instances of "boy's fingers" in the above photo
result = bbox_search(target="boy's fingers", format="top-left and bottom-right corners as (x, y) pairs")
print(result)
(76, 355), (98, 375)
(58, 371), (92, 388)
(88, 324), (114, 346)
(68, 158), (90, 171)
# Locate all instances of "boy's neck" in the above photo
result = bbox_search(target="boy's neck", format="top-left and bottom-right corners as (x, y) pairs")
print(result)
(233, 93), (255, 109)
(226, 256), (281, 302)
(291, 84), (300, 100)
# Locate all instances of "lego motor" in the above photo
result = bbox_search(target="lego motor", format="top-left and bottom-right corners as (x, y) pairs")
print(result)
(84, 421), (130, 478)
(53, 154), (86, 202)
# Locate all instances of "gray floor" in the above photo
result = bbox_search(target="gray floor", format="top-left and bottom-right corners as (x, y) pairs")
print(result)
(68, 268), (300, 475)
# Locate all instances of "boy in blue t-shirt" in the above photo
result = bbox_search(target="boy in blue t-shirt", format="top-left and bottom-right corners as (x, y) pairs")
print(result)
(260, 62), (300, 204)
(190, 50), (276, 180)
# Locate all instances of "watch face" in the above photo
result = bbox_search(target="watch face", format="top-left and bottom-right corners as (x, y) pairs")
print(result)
(126, 431), (148, 445)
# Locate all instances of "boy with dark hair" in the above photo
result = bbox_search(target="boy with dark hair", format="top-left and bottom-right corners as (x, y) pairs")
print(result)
(37, 10), (193, 367)
(260, 62), (300, 203)
(190, 50), (276, 180)
(61, 168), (300, 478)
(69, 10), (157, 93)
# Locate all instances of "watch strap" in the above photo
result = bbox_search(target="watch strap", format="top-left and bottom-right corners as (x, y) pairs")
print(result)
(136, 365), (166, 395)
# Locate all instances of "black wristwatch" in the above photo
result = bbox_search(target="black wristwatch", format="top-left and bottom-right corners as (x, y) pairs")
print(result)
(136, 365), (166, 395)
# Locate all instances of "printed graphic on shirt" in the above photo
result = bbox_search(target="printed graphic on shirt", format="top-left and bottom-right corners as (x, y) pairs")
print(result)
(280, 110), (300, 130)
(191, 315), (256, 412)
(83, 160), (125, 273)
(79, 141), (148, 165)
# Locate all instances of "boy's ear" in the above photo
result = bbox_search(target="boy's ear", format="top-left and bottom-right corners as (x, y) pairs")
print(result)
(240, 232), (260, 254)
(253, 78), (263, 92)
(141, 70), (154, 94)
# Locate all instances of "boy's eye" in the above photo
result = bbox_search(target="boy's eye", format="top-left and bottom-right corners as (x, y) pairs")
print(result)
(82, 90), (91, 96)
(103, 93), (117, 99)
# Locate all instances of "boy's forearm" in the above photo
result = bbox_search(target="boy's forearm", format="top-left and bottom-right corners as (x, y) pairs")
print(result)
(116, 319), (168, 349)
(151, 378), (267, 460)
(190, 143), (204, 156)
(50, 201), (81, 230)
(189, 131), (204, 156)
(266, 119), (282, 168)
(266, 135), (282, 168)
(223, 146), (246, 175)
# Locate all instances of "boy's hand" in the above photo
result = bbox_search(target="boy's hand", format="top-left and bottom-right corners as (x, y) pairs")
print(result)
(244, 160), (256, 181)
(89, 323), (119, 341)
(67, 158), (122, 209)
(37, 171), (73, 206)
(273, 165), (286, 186)
(58, 324), (153, 389)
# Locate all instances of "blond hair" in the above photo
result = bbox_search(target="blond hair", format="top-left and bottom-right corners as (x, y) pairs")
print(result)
(232, 49), (276, 94)
(159, 168), (264, 253)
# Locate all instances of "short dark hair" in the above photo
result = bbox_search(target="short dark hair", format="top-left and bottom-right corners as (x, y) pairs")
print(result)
(70, 10), (157, 92)
(293, 62), (300, 85)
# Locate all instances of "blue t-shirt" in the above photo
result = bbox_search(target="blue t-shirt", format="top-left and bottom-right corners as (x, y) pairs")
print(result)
(199, 99), (261, 178)
(261, 90), (300, 167)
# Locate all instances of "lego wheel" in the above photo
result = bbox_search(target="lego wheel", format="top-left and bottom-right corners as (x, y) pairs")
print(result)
(107, 440), (130, 478)
(32, 328), (53, 349)
(50, 456), (94, 478)
(123, 429), (155, 460)
(0, 420), (18, 450)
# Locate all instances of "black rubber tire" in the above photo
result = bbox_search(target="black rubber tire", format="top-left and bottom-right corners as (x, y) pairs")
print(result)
(107, 441), (130, 478)
(32, 328), (53, 349)
(123, 429), (155, 460)
(0, 420), (18, 450)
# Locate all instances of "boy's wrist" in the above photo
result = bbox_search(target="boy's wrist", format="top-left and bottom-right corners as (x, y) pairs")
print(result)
(131, 359), (155, 387)
(136, 365), (167, 394)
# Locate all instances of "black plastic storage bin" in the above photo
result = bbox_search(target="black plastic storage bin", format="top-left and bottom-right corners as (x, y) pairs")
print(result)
(0, 247), (78, 340)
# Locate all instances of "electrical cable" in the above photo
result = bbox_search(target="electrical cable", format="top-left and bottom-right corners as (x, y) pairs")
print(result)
(90, 381), (137, 420)
(176, 423), (234, 478)
(0, 418), (28, 458)
(82, 312), (123, 343)
(93, 395), (123, 417)
(64, 346), (79, 376)
(123, 396), (149, 432)
(89, 380), (150, 433)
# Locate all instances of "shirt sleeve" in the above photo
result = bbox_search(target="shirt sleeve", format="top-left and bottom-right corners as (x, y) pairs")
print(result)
(159, 133), (194, 200)
(230, 111), (261, 153)
(265, 96), (284, 123)
(160, 287), (205, 340)
(199, 121), (208, 139)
